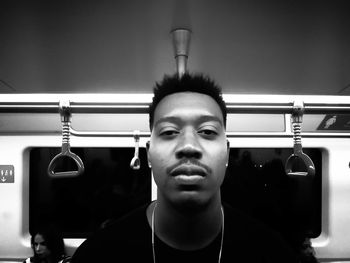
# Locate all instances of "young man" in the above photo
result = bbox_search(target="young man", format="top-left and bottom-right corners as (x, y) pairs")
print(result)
(71, 73), (298, 263)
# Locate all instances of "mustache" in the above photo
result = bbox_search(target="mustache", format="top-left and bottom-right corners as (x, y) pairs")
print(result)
(166, 159), (212, 176)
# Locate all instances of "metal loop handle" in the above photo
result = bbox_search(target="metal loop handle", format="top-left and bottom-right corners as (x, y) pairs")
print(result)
(48, 100), (85, 177)
(130, 130), (140, 170)
(285, 101), (315, 177)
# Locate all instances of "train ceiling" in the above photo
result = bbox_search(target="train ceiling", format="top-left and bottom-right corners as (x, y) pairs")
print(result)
(0, 0), (349, 95)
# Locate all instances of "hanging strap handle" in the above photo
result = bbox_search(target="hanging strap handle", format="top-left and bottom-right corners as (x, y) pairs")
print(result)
(47, 100), (85, 177)
(130, 130), (141, 170)
(285, 101), (315, 177)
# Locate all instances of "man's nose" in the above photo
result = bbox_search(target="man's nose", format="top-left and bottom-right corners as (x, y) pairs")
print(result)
(175, 131), (202, 159)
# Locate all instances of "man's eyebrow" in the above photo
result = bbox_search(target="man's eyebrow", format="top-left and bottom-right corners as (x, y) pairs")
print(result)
(197, 115), (223, 125)
(154, 115), (223, 127)
(154, 116), (182, 127)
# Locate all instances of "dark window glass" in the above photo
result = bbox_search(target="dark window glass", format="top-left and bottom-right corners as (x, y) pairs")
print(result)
(30, 147), (322, 244)
(29, 147), (151, 238)
(222, 148), (322, 247)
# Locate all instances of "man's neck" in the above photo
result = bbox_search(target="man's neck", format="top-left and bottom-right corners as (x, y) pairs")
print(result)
(146, 198), (223, 250)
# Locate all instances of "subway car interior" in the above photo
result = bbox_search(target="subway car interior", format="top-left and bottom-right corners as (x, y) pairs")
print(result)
(0, 0), (350, 262)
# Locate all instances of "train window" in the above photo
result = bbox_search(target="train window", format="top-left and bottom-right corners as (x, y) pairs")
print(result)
(0, 113), (60, 132)
(71, 114), (150, 132)
(29, 147), (151, 238)
(222, 148), (322, 241)
(29, 146), (321, 242)
(303, 114), (350, 132)
(0, 113), (150, 133)
(226, 114), (285, 132)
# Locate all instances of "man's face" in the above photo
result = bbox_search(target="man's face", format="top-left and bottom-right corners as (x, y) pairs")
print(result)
(147, 92), (229, 208)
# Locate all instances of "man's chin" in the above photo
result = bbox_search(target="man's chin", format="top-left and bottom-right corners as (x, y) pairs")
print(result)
(170, 194), (209, 212)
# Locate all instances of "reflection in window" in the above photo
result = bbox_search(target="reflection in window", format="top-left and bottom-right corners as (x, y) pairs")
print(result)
(29, 148), (151, 238)
(222, 148), (322, 250)
(30, 146), (322, 247)
(304, 114), (350, 132)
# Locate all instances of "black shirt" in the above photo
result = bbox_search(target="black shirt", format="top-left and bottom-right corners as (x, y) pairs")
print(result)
(72, 203), (298, 263)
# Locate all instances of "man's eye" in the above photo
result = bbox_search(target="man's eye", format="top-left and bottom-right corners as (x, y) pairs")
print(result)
(198, 129), (218, 136)
(160, 130), (179, 136)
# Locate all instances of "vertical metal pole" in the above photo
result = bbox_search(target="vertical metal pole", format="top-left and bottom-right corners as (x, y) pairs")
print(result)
(171, 28), (191, 78)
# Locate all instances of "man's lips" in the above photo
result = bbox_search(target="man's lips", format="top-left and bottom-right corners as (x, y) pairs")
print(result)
(170, 165), (207, 177)
(170, 165), (207, 186)
(166, 161), (211, 187)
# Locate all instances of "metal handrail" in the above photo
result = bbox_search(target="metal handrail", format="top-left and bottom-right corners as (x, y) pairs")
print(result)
(226, 103), (350, 114)
(0, 98), (349, 139)
(0, 101), (350, 114)
(0, 102), (149, 113)
(68, 129), (350, 138)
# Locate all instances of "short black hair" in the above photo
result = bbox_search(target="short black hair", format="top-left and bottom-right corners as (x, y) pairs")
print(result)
(149, 73), (227, 130)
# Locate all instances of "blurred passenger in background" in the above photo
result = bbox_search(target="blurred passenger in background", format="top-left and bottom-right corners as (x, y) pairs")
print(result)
(24, 224), (70, 263)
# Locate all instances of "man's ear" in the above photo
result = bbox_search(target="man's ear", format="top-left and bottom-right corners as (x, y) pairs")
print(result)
(226, 140), (230, 167)
(146, 141), (151, 168)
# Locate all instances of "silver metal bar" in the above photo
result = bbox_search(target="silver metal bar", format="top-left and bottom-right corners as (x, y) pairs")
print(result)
(0, 102), (149, 113)
(0, 103), (58, 113)
(225, 103), (350, 114)
(1, 128), (349, 138)
(69, 128), (350, 138)
(70, 129), (150, 137)
(226, 132), (350, 138)
(0, 102), (350, 114)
